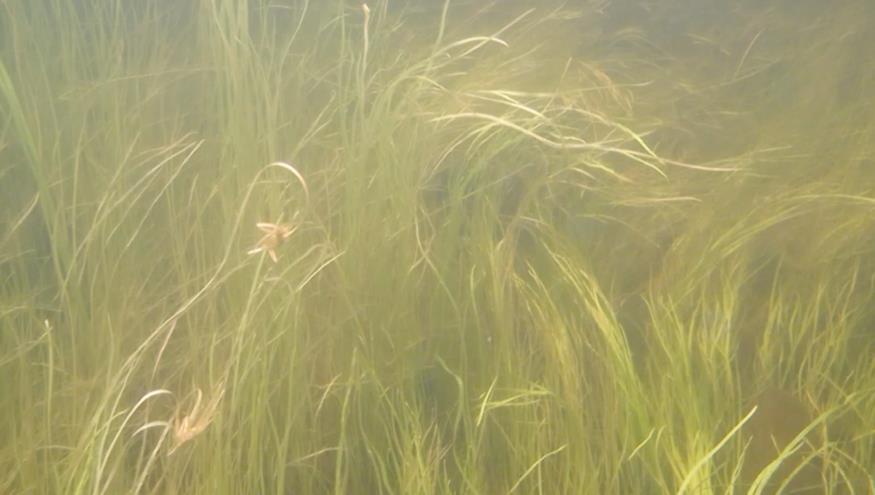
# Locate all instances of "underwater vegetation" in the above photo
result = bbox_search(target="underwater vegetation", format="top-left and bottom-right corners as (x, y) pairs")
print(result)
(1, 0), (874, 493)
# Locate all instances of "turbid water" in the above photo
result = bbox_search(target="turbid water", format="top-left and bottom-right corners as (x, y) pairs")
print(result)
(1, 1), (874, 493)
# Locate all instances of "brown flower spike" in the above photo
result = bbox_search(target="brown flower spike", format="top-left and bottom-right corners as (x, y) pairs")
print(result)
(168, 382), (225, 456)
(247, 160), (308, 263)
(248, 222), (296, 263)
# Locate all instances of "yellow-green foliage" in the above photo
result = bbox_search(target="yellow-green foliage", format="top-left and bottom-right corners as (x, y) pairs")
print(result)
(1, 1), (874, 493)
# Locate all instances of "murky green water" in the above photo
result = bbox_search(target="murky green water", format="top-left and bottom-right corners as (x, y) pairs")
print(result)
(2, 1), (874, 493)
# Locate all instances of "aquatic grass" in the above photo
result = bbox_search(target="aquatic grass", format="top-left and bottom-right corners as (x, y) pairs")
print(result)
(2, 0), (875, 493)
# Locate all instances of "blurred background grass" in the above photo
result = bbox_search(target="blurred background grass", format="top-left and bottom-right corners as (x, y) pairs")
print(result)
(1, 0), (874, 493)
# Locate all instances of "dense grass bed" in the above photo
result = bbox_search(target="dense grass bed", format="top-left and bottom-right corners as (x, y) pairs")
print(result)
(2, 1), (874, 493)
